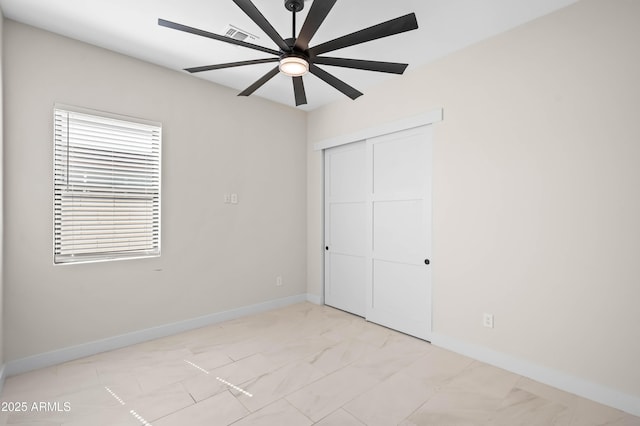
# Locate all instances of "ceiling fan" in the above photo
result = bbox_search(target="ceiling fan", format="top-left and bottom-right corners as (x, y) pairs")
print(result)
(159, 0), (418, 106)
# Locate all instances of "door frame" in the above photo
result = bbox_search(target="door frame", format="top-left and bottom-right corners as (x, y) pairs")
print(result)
(313, 110), (443, 152)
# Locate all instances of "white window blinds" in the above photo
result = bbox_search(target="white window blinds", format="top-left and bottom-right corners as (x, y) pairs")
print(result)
(54, 106), (161, 264)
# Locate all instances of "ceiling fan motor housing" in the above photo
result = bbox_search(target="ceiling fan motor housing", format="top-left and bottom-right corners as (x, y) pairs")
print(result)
(284, 0), (304, 12)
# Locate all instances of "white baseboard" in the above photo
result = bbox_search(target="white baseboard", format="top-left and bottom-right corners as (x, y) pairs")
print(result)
(306, 292), (323, 305)
(5, 294), (311, 377)
(431, 332), (640, 418)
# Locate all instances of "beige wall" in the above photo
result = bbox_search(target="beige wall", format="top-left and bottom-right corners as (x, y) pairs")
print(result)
(3, 20), (307, 361)
(308, 0), (640, 399)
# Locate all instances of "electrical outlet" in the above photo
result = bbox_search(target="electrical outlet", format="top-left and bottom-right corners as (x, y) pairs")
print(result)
(483, 313), (494, 328)
(224, 194), (231, 204)
(276, 276), (283, 287)
(231, 193), (238, 204)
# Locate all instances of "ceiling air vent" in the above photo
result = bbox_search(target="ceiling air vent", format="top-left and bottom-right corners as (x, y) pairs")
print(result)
(223, 25), (259, 43)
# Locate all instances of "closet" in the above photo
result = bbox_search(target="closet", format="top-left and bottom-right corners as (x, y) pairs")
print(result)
(324, 125), (433, 340)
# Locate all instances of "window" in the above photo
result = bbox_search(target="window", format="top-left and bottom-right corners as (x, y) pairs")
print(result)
(54, 105), (161, 264)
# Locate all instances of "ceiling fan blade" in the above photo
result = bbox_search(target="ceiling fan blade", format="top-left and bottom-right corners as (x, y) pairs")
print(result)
(292, 76), (307, 106)
(294, 0), (337, 51)
(238, 66), (280, 97)
(309, 64), (363, 100)
(185, 58), (279, 73)
(158, 19), (280, 56)
(311, 57), (408, 74)
(233, 0), (290, 52)
(309, 13), (418, 56)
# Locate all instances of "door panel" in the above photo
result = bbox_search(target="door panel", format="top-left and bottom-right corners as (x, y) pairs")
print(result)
(324, 142), (367, 317)
(372, 199), (426, 261)
(328, 146), (366, 200)
(372, 259), (429, 323)
(327, 254), (367, 316)
(372, 134), (426, 195)
(367, 126), (432, 341)
(329, 203), (366, 254)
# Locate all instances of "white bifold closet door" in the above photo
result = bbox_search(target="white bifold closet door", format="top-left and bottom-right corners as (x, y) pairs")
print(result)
(324, 125), (432, 341)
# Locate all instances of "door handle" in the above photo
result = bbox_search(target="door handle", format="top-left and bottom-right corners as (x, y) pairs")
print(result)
(424, 259), (430, 265)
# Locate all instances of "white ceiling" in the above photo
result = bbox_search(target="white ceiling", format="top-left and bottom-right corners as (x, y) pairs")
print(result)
(0, 0), (578, 110)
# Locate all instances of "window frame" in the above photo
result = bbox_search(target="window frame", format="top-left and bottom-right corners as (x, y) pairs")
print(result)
(53, 104), (162, 265)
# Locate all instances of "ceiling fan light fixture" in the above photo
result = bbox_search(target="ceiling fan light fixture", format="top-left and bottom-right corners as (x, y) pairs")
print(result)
(279, 55), (309, 77)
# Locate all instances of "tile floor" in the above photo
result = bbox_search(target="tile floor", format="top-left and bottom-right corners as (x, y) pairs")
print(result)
(0, 303), (638, 425)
